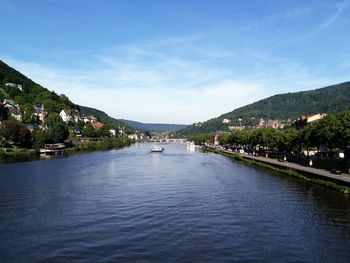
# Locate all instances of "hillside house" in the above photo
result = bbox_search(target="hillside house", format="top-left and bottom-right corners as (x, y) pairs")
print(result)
(109, 129), (116, 137)
(3, 99), (16, 108)
(222, 118), (231, 124)
(307, 113), (327, 123)
(89, 115), (98, 123)
(10, 108), (22, 121)
(294, 113), (327, 129)
(228, 125), (245, 131)
(60, 109), (73, 123)
(258, 118), (286, 129)
(128, 133), (139, 140)
(5, 83), (22, 91)
(33, 105), (46, 123)
(27, 123), (40, 133)
(92, 122), (104, 130)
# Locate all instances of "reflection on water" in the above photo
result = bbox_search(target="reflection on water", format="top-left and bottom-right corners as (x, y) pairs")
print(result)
(0, 142), (349, 262)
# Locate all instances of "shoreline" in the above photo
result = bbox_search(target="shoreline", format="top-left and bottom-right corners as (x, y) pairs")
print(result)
(204, 147), (350, 194)
(0, 138), (135, 164)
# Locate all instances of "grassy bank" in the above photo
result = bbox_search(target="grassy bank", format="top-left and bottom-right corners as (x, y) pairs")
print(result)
(205, 147), (350, 194)
(66, 138), (135, 153)
(0, 147), (37, 161)
(0, 138), (135, 163)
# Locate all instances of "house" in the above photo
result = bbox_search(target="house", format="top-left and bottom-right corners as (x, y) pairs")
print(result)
(222, 118), (231, 124)
(60, 109), (73, 123)
(82, 116), (90, 123)
(72, 128), (82, 137)
(92, 122), (104, 130)
(33, 104), (46, 123)
(294, 113), (327, 129)
(258, 118), (285, 129)
(228, 125), (245, 131)
(89, 115), (98, 123)
(27, 123), (40, 133)
(128, 133), (139, 140)
(307, 113), (327, 123)
(3, 99), (16, 108)
(5, 83), (22, 91)
(109, 129), (116, 137)
(10, 108), (22, 121)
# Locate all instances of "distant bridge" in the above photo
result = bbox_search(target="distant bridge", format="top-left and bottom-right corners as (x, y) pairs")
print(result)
(150, 138), (187, 143)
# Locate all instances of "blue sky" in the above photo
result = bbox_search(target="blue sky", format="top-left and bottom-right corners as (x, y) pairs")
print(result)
(1, 0), (350, 124)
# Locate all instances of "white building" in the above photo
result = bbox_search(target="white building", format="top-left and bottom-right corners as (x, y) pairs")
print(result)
(60, 109), (72, 123)
(222, 119), (231, 124)
(128, 134), (139, 140)
(109, 129), (116, 137)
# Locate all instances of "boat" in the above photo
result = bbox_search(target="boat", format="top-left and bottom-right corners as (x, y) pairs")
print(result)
(40, 143), (66, 155)
(151, 146), (164, 152)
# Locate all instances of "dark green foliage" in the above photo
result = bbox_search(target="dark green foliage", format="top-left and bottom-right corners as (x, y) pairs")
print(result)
(45, 113), (69, 143)
(0, 59), (78, 116)
(82, 123), (96, 138)
(188, 133), (212, 144)
(176, 82), (350, 136)
(0, 103), (8, 121)
(0, 120), (32, 147)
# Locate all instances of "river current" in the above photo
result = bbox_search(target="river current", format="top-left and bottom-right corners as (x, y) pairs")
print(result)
(0, 142), (349, 262)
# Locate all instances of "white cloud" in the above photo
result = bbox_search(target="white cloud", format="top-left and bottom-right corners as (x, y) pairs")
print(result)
(3, 24), (347, 124)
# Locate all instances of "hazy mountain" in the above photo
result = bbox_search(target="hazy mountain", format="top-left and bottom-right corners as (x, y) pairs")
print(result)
(121, 119), (188, 133)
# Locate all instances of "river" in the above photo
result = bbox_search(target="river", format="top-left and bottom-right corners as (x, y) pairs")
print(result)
(0, 142), (349, 262)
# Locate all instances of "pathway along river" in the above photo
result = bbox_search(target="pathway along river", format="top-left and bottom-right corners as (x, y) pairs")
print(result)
(0, 142), (350, 262)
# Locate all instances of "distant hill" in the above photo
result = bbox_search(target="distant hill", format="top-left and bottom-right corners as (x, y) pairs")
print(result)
(121, 119), (188, 133)
(175, 81), (350, 136)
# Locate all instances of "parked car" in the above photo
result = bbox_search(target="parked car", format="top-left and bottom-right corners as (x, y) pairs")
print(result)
(330, 169), (342, 175)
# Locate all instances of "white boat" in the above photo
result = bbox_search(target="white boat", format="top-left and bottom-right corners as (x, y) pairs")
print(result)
(151, 146), (164, 152)
(39, 143), (66, 155)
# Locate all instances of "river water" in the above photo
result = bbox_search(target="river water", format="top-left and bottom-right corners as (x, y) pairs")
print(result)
(0, 142), (350, 262)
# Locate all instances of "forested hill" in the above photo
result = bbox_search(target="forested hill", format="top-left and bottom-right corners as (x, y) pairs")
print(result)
(0, 59), (78, 112)
(175, 81), (350, 136)
(120, 119), (187, 133)
(0, 59), (132, 131)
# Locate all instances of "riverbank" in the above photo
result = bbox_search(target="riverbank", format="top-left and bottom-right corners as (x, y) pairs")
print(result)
(205, 147), (350, 194)
(0, 138), (136, 163)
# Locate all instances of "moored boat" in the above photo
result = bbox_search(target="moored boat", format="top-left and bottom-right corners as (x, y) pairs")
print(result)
(40, 143), (66, 155)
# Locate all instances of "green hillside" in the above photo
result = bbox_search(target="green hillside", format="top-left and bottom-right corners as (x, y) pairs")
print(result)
(0, 60), (78, 113)
(175, 81), (350, 136)
(0, 59), (132, 131)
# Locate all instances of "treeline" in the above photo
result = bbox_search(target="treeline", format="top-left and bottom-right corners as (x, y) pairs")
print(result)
(0, 113), (132, 151)
(189, 111), (350, 158)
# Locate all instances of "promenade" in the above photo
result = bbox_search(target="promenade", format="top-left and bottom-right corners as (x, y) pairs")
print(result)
(219, 149), (350, 187)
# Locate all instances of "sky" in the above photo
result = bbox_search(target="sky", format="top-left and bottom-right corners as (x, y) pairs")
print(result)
(1, 0), (350, 124)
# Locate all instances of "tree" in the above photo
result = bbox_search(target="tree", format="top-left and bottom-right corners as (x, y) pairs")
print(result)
(22, 103), (34, 123)
(45, 113), (69, 143)
(82, 123), (96, 138)
(32, 130), (47, 150)
(0, 103), (8, 121)
(313, 114), (342, 151)
(0, 120), (32, 147)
